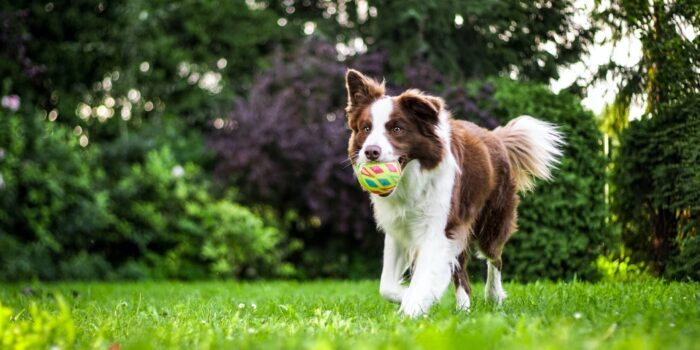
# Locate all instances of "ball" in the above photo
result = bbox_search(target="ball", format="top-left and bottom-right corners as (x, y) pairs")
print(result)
(354, 161), (403, 196)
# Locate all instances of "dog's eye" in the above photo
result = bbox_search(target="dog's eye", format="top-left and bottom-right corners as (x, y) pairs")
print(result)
(392, 126), (402, 133)
(362, 126), (371, 133)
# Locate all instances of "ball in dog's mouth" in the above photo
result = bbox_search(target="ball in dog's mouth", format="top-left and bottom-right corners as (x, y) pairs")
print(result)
(354, 161), (403, 196)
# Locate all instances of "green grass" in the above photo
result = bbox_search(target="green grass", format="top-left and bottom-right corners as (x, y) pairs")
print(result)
(1, 280), (698, 349)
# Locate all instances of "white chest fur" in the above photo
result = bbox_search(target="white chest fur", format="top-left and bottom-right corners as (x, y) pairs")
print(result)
(372, 155), (464, 317)
(371, 158), (457, 250)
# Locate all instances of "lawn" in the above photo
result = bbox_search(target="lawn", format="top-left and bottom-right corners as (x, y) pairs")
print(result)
(1, 280), (698, 349)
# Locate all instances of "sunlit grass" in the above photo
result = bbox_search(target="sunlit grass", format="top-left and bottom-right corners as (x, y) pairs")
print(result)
(1, 280), (698, 349)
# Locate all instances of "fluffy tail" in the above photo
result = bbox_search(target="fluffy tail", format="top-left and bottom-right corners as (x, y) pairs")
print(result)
(492, 115), (565, 192)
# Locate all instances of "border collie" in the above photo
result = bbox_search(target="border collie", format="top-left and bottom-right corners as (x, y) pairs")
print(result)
(344, 69), (564, 317)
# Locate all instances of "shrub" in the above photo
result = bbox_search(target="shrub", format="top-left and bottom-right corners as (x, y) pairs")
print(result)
(481, 79), (610, 281)
(0, 297), (76, 349)
(0, 108), (111, 281)
(595, 254), (651, 282)
(208, 39), (381, 278)
(196, 201), (291, 278)
(108, 146), (288, 280)
(0, 107), (287, 281)
(613, 97), (700, 280)
(666, 235), (700, 282)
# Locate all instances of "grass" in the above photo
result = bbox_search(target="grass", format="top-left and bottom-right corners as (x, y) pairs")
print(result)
(0, 280), (698, 349)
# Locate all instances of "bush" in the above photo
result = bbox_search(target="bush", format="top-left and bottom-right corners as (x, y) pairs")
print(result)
(0, 107), (287, 281)
(481, 79), (610, 281)
(666, 235), (700, 281)
(0, 297), (76, 349)
(614, 97), (700, 280)
(0, 108), (111, 280)
(208, 39), (381, 278)
(196, 201), (291, 278)
(595, 254), (651, 282)
(107, 146), (289, 280)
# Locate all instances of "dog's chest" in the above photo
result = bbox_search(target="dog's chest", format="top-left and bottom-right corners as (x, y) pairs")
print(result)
(371, 161), (455, 244)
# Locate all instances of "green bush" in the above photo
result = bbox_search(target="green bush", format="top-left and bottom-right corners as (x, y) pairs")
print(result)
(665, 234), (700, 281)
(595, 254), (651, 282)
(195, 201), (291, 278)
(106, 146), (289, 280)
(614, 98), (700, 280)
(0, 297), (76, 349)
(0, 108), (288, 281)
(474, 79), (610, 281)
(0, 108), (111, 280)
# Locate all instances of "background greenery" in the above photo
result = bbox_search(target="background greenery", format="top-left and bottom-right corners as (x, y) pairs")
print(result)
(0, 0), (697, 282)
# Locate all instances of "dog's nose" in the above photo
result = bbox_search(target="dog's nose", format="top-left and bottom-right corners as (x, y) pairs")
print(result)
(364, 145), (381, 161)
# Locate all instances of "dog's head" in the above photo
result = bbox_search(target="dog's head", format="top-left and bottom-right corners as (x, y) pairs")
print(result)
(344, 69), (446, 170)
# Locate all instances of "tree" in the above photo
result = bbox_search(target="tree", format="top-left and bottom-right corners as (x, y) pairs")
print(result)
(267, 0), (595, 84)
(597, 0), (700, 278)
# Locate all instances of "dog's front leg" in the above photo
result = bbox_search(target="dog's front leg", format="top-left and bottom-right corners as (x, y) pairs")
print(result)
(399, 232), (455, 318)
(379, 234), (407, 303)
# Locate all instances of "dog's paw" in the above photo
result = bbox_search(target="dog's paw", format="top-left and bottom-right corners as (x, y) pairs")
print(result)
(484, 286), (507, 305)
(399, 291), (431, 318)
(379, 287), (405, 304)
(455, 287), (471, 312)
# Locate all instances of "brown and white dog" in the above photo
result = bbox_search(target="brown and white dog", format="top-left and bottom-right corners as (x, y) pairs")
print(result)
(344, 69), (564, 317)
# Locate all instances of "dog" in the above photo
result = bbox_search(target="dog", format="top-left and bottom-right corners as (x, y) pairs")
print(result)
(344, 69), (564, 317)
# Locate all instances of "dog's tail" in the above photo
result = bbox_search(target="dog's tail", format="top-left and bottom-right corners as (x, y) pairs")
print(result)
(492, 115), (565, 192)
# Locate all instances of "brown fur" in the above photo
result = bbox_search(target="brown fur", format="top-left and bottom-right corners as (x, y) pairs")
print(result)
(345, 71), (443, 169)
(446, 120), (520, 292)
(346, 70), (384, 163)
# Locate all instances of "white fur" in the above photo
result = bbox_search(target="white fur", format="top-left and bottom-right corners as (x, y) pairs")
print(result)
(360, 97), (396, 163)
(371, 107), (465, 317)
(379, 234), (407, 303)
(485, 260), (507, 304)
(494, 115), (565, 191)
(455, 286), (471, 311)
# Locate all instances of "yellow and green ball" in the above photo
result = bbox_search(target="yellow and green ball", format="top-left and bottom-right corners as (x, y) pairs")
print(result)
(354, 161), (403, 196)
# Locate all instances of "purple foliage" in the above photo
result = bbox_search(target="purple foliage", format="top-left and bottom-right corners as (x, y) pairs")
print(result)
(209, 38), (375, 241)
(209, 38), (496, 257)
(0, 10), (46, 81)
(402, 57), (499, 128)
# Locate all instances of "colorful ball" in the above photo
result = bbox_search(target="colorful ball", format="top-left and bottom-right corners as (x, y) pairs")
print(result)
(354, 161), (403, 196)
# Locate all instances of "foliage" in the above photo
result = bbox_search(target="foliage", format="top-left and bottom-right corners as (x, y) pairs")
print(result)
(484, 79), (610, 281)
(0, 108), (110, 281)
(271, 0), (595, 84)
(594, 1), (699, 117)
(209, 38), (379, 277)
(210, 36), (609, 280)
(0, 281), (698, 349)
(666, 234), (700, 282)
(0, 297), (75, 349)
(0, 1), (296, 281)
(595, 254), (651, 282)
(0, 0), (292, 127)
(613, 98), (700, 279)
(0, 108), (286, 281)
(597, 0), (700, 280)
(196, 201), (291, 278)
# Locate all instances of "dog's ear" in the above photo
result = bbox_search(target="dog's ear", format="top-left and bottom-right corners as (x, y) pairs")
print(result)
(398, 90), (441, 125)
(345, 69), (384, 110)
(425, 96), (444, 114)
